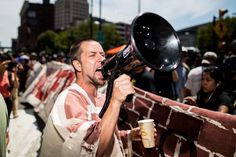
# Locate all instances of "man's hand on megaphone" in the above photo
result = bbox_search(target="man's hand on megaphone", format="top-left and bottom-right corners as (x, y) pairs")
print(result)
(110, 74), (135, 106)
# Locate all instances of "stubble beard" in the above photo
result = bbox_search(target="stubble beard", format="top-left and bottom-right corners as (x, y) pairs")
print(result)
(91, 74), (106, 88)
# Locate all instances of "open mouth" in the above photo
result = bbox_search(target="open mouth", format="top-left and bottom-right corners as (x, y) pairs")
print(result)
(95, 68), (104, 79)
(95, 68), (102, 72)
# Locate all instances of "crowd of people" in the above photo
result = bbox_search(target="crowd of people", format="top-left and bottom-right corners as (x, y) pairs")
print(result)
(0, 51), (43, 157)
(134, 47), (236, 115)
(0, 38), (236, 156)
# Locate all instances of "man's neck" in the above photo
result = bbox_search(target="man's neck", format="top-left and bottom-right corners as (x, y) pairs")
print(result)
(76, 80), (97, 97)
(81, 83), (98, 104)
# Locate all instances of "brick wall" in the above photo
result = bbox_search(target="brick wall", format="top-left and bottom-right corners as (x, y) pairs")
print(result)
(23, 62), (236, 156)
(119, 87), (236, 157)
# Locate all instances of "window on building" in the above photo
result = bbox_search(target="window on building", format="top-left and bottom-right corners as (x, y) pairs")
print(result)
(28, 10), (36, 18)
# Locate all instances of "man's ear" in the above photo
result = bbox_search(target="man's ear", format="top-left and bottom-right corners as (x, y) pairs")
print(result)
(72, 60), (81, 72)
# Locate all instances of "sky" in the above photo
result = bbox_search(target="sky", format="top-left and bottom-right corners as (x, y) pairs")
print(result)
(0, 0), (235, 47)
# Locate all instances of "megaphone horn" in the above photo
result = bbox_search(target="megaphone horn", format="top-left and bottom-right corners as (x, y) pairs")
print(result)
(99, 12), (182, 118)
(101, 12), (182, 79)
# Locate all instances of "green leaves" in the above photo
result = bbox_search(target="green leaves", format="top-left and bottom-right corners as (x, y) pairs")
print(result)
(37, 21), (124, 54)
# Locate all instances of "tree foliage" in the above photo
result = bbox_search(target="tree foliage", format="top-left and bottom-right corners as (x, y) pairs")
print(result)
(101, 24), (123, 50)
(37, 30), (59, 54)
(37, 20), (123, 54)
(196, 17), (236, 52)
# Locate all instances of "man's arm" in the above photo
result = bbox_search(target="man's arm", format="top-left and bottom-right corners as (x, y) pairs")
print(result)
(97, 74), (135, 157)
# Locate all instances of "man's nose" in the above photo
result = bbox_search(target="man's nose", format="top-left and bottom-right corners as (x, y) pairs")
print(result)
(101, 59), (106, 65)
(98, 54), (105, 62)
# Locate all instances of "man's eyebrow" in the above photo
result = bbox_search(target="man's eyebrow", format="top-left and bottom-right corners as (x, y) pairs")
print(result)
(88, 51), (105, 55)
(88, 51), (96, 54)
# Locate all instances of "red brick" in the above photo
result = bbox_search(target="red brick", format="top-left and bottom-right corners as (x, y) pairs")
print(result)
(155, 127), (165, 146)
(156, 129), (199, 157)
(122, 88), (236, 157)
(168, 111), (203, 140)
(179, 138), (196, 157)
(134, 87), (145, 95)
(145, 91), (161, 100)
(191, 107), (236, 130)
(133, 96), (153, 117)
(197, 147), (211, 157)
(159, 132), (179, 156)
(198, 122), (236, 156)
(132, 141), (146, 157)
(151, 103), (171, 126)
(126, 110), (140, 126)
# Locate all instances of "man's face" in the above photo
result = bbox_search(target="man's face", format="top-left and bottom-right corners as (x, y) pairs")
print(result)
(80, 41), (106, 86)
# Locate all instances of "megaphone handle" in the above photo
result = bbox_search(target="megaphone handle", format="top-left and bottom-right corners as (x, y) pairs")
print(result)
(99, 79), (114, 118)
(99, 55), (122, 118)
(125, 72), (135, 102)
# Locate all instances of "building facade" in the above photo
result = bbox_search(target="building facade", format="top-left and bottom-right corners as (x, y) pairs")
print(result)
(115, 22), (131, 42)
(18, 0), (54, 52)
(54, 0), (89, 30)
(177, 23), (207, 47)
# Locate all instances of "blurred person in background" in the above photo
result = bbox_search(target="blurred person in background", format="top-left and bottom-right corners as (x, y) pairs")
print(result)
(0, 93), (9, 157)
(175, 47), (190, 102)
(221, 44), (236, 115)
(184, 51), (218, 97)
(154, 69), (179, 100)
(57, 52), (66, 63)
(183, 66), (233, 114)
(8, 59), (22, 118)
(16, 53), (30, 94)
(25, 52), (41, 89)
(0, 55), (13, 120)
(28, 52), (38, 69)
(39, 51), (48, 64)
(132, 65), (156, 93)
(0, 54), (23, 119)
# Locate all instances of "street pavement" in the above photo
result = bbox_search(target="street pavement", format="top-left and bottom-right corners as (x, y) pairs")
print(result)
(6, 102), (42, 157)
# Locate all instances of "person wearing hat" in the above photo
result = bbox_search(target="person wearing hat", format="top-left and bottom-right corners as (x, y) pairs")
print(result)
(200, 51), (218, 65)
(183, 51), (218, 97)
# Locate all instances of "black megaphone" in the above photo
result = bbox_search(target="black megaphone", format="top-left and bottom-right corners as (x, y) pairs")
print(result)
(99, 12), (182, 118)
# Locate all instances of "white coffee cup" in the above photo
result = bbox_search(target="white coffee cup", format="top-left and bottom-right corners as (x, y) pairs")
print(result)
(138, 119), (155, 148)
